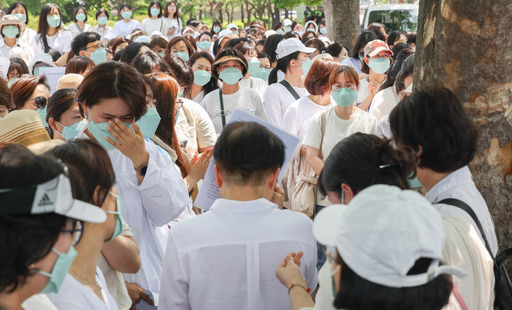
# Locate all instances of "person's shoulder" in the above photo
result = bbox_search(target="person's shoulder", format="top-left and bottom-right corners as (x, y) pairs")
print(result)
(201, 88), (220, 102)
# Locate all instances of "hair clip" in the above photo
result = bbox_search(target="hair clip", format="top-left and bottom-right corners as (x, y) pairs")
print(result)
(379, 164), (393, 169)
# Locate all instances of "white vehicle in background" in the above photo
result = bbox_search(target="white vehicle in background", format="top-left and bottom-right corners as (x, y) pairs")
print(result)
(361, 4), (419, 32)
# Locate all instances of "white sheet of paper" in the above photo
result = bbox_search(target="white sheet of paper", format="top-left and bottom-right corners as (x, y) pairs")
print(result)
(39, 67), (66, 94)
(0, 57), (10, 79)
(195, 108), (300, 210)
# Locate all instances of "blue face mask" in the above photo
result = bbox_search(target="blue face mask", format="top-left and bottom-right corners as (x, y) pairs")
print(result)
(57, 119), (87, 141)
(2, 25), (19, 39)
(276, 29), (284, 35)
(251, 67), (270, 81)
(37, 106), (48, 127)
(75, 13), (86, 22)
(408, 173), (423, 188)
(284, 26), (291, 32)
(332, 87), (358, 107)
(86, 108), (131, 150)
(320, 28), (327, 34)
(175, 51), (189, 61)
(368, 57), (391, 74)
(14, 13), (26, 24)
(90, 47), (107, 65)
(248, 58), (261, 74)
(7, 78), (18, 87)
(47, 15), (60, 28)
(198, 40), (212, 51)
(36, 246), (78, 293)
(158, 52), (165, 57)
(213, 26), (221, 33)
(97, 16), (108, 25)
(194, 70), (211, 86)
(121, 11), (132, 19)
(104, 191), (122, 242)
(136, 107), (161, 138)
(219, 67), (243, 85)
(299, 58), (313, 76)
(150, 8), (160, 17)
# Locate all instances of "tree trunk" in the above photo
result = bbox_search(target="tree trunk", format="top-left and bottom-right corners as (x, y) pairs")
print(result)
(416, 0), (512, 254)
(241, 2), (245, 25)
(272, 2), (280, 28)
(328, 0), (360, 51)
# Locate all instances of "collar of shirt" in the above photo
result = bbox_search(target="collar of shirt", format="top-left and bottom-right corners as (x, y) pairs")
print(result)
(210, 198), (277, 214)
(425, 166), (472, 203)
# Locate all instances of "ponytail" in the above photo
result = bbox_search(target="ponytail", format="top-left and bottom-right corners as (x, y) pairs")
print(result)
(268, 51), (300, 85)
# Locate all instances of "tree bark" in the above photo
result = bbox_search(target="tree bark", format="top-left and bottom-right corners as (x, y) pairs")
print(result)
(328, 0), (360, 51)
(416, 0), (512, 253)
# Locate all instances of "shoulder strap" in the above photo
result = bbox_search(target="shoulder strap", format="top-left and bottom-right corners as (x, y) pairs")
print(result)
(438, 198), (493, 257)
(218, 89), (226, 128)
(279, 80), (300, 100)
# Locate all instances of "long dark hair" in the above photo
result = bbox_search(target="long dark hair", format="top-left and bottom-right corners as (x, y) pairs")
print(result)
(268, 51), (299, 85)
(37, 3), (62, 51)
(184, 51), (218, 99)
(263, 34), (284, 65)
(147, 72), (187, 176)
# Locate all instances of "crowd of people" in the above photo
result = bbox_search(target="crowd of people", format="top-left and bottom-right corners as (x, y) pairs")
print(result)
(0, 1), (500, 310)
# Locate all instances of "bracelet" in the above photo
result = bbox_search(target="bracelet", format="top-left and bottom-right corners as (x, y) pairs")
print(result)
(288, 282), (310, 295)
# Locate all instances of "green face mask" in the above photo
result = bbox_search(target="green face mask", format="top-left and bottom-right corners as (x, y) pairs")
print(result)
(47, 15), (60, 28)
(36, 246), (78, 294)
(332, 87), (358, 107)
(193, 70), (211, 86)
(14, 13), (26, 23)
(104, 191), (123, 242)
(219, 67), (243, 85)
(175, 51), (189, 61)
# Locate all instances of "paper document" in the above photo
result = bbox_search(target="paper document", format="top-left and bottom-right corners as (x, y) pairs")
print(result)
(195, 108), (300, 210)
(39, 67), (66, 94)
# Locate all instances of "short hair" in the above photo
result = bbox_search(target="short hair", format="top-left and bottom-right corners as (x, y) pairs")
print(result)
(46, 139), (115, 206)
(214, 122), (285, 186)
(118, 3), (132, 18)
(46, 88), (79, 138)
(325, 42), (348, 59)
(304, 38), (325, 53)
(7, 2), (29, 24)
(328, 65), (359, 88)
(73, 7), (87, 23)
(65, 56), (95, 75)
(149, 37), (168, 50)
(147, 1), (162, 18)
(0, 78), (13, 110)
(318, 133), (418, 198)
(96, 8), (109, 20)
(11, 76), (49, 110)
(120, 42), (148, 64)
(367, 22), (387, 41)
(387, 30), (405, 47)
(163, 53), (193, 87)
(163, 1), (180, 18)
(9, 57), (29, 75)
(389, 87), (478, 173)
(76, 61), (147, 120)
(131, 50), (171, 74)
(335, 256), (452, 309)
(0, 144), (83, 293)
(304, 59), (339, 95)
(71, 32), (101, 56)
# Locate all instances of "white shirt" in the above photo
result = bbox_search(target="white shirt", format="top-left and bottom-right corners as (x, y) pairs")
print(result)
(91, 25), (114, 43)
(0, 38), (33, 63)
(281, 96), (335, 140)
(442, 215), (494, 310)
(369, 86), (399, 121)
(68, 22), (92, 38)
(22, 294), (57, 310)
(264, 81), (308, 127)
(159, 198), (318, 310)
(113, 20), (142, 37)
(142, 17), (170, 35)
(239, 76), (268, 102)
(164, 17), (182, 39)
(175, 98), (217, 159)
(19, 28), (36, 47)
(31, 29), (73, 55)
(47, 266), (118, 310)
(357, 77), (369, 106)
(375, 115), (392, 139)
(427, 166), (498, 256)
(200, 86), (266, 134)
(191, 89), (205, 103)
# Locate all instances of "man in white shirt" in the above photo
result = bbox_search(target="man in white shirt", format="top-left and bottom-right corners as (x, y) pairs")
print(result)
(159, 122), (318, 310)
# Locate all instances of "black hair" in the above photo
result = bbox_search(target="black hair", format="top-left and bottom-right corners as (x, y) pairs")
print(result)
(37, 3), (62, 52)
(197, 31), (212, 42)
(381, 47), (414, 90)
(120, 42), (147, 64)
(391, 43), (410, 60)
(350, 31), (378, 59)
(325, 42), (347, 59)
(334, 256), (452, 310)
(407, 32), (416, 45)
(9, 57), (28, 75)
(212, 48), (248, 79)
(6, 2), (29, 25)
(268, 51), (300, 85)
(131, 49), (171, 74)
(387, 30), (405, 47)
(71, 31), (101, 55)
(212, 38), (221, 57)
(46, 88), (79, 138)
(367, 22), (387, 42)
(184, 51), (219, 98)
(263, 34), (284, 65)
(284, 31), (300, 40)
(0, 144), (84, 293)
(73, 7), (87, 23)
(118, 3), (132, 20)
(163, 53), (194, 87)
(389, 87), (478, 173)
(96, 8), (109, 20)
(319, 133), (418, 198)
(214, 122), (285, 186)
(48, 50), (61, 62)
(147, 1), (162, 18)
(224, 37), (252, 49)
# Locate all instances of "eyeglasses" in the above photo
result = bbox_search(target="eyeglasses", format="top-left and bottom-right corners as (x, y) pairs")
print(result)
(62, 220), (83, 245)
(82, 43), (105, 52)
(28, 96), (47, 109)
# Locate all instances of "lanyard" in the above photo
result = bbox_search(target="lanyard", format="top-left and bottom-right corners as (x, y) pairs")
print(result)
(218, 89), (226, 128)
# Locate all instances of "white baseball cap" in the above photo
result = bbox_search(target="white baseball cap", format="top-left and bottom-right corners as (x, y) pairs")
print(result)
(282, 19), (292, 27)
(134, 35), (151, 43)
(0, 173), (107, 223)
(29, 53), (56, 75)
(264, 30), (276, 38)
(226, 23), (238, 31)
(276, 38), (316, 60)
(313, 184), (466, 288)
